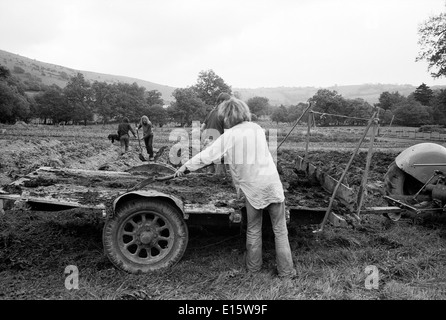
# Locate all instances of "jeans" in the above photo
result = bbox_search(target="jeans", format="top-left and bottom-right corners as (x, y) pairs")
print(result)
(245, 200), (296, 277)
(144, 134), (154, 157)
(120, 134), (129, 152)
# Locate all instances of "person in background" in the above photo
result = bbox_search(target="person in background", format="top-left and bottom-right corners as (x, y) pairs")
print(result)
(200, 92), (231, 174)
(117, 117), (136, 155)
(137, 115), (154, 161)
(175, 97), (296, 278)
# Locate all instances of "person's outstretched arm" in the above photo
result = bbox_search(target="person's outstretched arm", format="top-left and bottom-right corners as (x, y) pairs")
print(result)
(175, 130), (233, 176)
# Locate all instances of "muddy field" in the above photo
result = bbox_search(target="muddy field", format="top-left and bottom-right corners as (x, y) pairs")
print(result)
(0, 135), (394, 215)
(1, 130), (446, 300)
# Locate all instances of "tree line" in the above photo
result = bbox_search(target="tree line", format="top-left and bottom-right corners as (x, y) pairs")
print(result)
(1, 66), (445, 128)
(0, 66), (235, 126)
(266, 83), (446, 127)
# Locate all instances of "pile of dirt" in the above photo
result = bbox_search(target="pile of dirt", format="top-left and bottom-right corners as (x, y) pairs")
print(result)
(0, 137), (158, 187)
(0, 138), (113, 185)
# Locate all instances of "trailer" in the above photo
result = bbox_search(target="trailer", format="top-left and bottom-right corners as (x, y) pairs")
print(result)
(0, 163), (250, 274)
(0, 153), (359, 275)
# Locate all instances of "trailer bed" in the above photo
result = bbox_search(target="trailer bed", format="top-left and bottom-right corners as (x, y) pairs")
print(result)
(0, 166), (244, 217)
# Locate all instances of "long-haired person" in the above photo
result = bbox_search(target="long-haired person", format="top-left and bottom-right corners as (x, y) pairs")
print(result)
(174, 98), (296, 278)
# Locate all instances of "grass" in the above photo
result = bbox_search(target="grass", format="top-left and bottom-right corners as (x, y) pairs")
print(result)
(1, 206), (445, 300)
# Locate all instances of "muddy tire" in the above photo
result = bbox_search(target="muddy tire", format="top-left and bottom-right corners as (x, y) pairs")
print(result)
(103, 199), (188, 274)
(383, 161), (424, 221)
(384, 161), (423, 197)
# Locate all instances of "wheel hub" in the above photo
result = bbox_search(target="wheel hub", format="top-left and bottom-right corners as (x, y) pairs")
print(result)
(139, 229), (157, 245)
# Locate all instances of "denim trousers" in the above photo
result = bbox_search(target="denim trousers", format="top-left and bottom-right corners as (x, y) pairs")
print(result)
(120, 134), (129, 152)
(245, 200), (296, 277)
(144, 134), (154, 157)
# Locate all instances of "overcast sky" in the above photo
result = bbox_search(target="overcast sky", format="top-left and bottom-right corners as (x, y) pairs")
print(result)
(0, 0), (445, 89)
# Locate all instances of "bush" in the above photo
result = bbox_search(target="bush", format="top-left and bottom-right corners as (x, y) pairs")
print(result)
(13, 66), (25, 74)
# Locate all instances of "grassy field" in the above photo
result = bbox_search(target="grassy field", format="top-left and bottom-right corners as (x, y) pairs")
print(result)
(1, 121), (446, 300)
(1, 209), (445, 300)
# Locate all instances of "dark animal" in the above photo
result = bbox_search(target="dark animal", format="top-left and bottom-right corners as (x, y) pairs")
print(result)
(108, 133), (120, 143)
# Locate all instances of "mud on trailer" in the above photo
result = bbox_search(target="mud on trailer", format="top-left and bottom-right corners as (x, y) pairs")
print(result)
(0, 163), (253, 274)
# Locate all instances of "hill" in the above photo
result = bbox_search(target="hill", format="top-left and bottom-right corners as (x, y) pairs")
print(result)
(235, 83), (446, 106)
(0, 49), (176, 102)
(2, 49), (444, 105)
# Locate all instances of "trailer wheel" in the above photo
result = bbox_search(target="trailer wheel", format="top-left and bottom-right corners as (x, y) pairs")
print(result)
(103, 199), (188, 274)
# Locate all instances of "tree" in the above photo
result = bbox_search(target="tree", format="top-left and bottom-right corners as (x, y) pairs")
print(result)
(376, 91), (405, 110)
(64, 73), (94, 125)
(0, 81), (24, 123)
(169, 88), (206, 126)
(91, 81), (115, 123)
(309, 89), (346, 126)
(145, 104), (168, 127)
(0, 65), (31, 123)
(111, 82), (147, 123)
(286, 103), (308, 123)
(192, 69), (232, 107)
(270, 105), (288, 124)
(34, 85), (70, 124)
(393, 98), (431, 126)
(348, 98), (373, 125)
(378, 108), (394, 126)
(0, 65), (11, 79)
(417, 10), (446, 78)
(430, 89), (446, 125)
(247, 96), (270, 117)
(413, 83), (434, 106)
(146, 89), (164, 106)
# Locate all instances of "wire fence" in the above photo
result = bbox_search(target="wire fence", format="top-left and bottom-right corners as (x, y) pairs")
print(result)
(377, 127), (446, 141)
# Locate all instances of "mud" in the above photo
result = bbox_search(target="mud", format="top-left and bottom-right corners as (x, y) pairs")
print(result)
(0, 137), (399, 214)
(277, 149), (397, 188)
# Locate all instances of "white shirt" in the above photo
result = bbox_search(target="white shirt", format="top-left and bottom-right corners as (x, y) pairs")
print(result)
(183, 121), (284, 209)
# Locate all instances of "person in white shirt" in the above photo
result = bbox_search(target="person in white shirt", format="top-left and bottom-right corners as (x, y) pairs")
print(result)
(174, 97), (296, 278)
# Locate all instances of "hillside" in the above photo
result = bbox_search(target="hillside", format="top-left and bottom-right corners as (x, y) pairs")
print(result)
(235, 83), (446, 106)
(1, 49), (444, 105)
(0, 49), (177, 102)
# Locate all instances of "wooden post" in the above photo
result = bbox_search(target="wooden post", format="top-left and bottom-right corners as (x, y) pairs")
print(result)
(355, 114), (378, 219)
(314, 110), (378, 233)
(305, 111), (312, 166)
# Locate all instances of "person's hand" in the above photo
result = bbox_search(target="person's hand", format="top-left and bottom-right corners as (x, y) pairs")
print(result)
(236, 187), (241, 200)
(174, 166), (188, 178)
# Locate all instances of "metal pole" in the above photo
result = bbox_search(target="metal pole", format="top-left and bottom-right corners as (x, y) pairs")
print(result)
(412, 172), (438, 202)
(314, 110), (378, 233)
